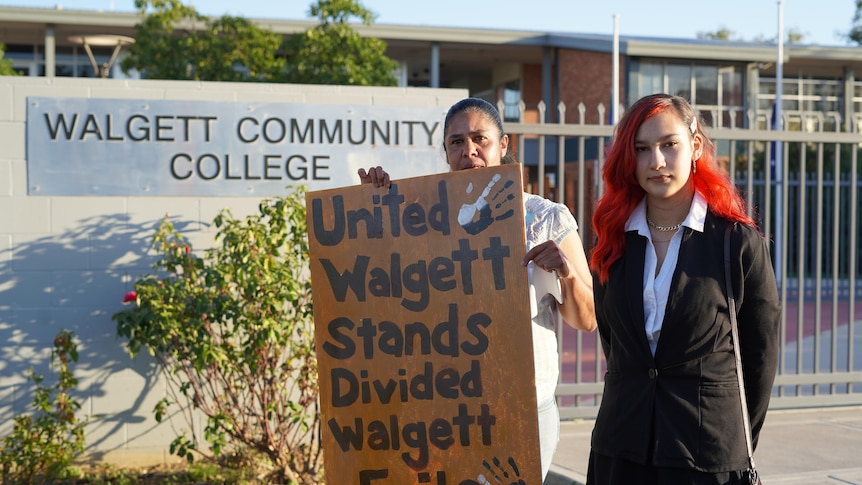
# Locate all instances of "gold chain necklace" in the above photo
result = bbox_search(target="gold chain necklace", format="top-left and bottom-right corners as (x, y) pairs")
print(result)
(647, 215), (683, 232)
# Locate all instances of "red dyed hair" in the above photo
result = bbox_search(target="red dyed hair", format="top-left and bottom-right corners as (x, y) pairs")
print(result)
(590, 93), (754, 283)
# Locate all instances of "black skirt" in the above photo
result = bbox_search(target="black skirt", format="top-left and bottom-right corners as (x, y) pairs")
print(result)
(586, 450), (751, 485)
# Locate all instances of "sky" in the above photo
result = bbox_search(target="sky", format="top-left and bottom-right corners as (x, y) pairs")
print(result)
(5, 0), (857, 46)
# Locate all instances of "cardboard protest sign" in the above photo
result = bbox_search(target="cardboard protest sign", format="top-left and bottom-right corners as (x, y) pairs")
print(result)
(306, 164), (540, 485)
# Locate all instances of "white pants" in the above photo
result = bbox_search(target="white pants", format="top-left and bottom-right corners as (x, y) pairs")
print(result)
(537, 395), (560, 481)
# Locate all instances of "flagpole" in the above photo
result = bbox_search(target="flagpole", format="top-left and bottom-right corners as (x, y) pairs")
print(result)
(612, 14), (620, 125)
(774, 0), (784, 287)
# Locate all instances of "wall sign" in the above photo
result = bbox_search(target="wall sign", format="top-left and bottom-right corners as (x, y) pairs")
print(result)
(26, 97), (447, 196)
(306, 164), (541, 485)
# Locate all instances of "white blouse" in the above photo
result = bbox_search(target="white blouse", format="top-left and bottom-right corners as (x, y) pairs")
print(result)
(624, 193), (707, 356)
(524, 193), (578, 403)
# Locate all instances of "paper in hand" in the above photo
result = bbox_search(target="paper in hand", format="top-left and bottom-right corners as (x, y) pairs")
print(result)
(528, 261), (562, 321)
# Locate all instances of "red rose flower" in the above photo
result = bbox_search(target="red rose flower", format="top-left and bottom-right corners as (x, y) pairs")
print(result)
(122, 291), (137, 304)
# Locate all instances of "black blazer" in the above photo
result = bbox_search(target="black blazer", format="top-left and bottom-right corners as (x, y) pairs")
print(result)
(591, 212), (780, 473)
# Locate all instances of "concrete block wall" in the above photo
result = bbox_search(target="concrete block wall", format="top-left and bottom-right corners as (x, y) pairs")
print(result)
(0, 75), (467, 466)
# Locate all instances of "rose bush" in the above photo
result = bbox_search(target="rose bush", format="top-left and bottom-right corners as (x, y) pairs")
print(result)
(113, 188), (321, 484)
(0, 330), (87, 484)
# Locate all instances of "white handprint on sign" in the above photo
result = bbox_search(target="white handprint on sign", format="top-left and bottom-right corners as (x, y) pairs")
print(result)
(458, 174), (517, 235)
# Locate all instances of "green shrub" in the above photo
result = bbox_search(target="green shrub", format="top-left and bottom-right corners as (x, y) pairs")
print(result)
(0, 330), (87, 484)
(113, 188), (321, 484)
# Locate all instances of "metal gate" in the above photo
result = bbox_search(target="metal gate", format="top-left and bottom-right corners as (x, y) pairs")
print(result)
(504, 101), (862, 418)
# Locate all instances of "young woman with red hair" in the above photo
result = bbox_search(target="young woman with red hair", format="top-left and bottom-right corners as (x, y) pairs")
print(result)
(587, 94), (780, 484)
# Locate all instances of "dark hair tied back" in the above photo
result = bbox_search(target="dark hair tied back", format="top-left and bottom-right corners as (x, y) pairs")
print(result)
(443, 97), (518, 164)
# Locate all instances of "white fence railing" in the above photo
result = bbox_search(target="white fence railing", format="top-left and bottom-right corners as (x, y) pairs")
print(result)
(504, 101), (862, 418)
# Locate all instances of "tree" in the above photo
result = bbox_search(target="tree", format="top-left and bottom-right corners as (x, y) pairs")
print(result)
(849, 0), (862, 44)
(120, 0), (286, 82)
(751, 28), (807, 44)
(282, 0), (398, 86)
(699, 26), (807, 44)
(786, 28), (807, 44)
(113, 189), (321, 484)
(0, 43), (20, 76)
(122, 0), (399, 86)
(697, 27), (737, 41)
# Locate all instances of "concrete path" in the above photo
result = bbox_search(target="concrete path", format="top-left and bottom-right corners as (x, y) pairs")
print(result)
(546, 406), (862, 485)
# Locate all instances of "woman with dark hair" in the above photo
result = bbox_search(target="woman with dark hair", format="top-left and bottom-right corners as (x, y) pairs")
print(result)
(360, 97), (597, 480)
(587, 93), (780, 484)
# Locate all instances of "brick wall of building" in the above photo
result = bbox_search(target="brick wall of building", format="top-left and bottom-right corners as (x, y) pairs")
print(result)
(558, 49), (622, 125)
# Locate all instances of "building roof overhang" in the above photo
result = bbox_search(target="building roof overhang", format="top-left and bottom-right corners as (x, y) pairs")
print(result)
(3, 5), (862, 73)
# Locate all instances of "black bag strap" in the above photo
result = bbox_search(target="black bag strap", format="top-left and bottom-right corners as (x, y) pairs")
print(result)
(724, 222), (759, 482)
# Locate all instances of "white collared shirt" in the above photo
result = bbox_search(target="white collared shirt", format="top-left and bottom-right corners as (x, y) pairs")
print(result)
(624, 192), (707, 356)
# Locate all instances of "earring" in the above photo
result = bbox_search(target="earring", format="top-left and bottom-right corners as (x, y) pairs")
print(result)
(692, 160), (697, 173)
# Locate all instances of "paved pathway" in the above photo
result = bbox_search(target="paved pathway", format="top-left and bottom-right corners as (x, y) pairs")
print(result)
(547, 406), (862, 485)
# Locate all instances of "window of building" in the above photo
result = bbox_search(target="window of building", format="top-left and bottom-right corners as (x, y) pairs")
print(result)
(852, 81), (862, 132)
(479, 81), (522, 122)
(758, 77), (843, 131)
(637, 62), (664, 97)
(627, 59), (745, 128)
(501, 81), (522, 122)
(5, 43), (38, 75)
(5, 43), (118, 77)
(667, 64), (692, 99)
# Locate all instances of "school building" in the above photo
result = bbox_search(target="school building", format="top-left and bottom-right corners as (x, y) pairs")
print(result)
(3, 4), (862, 131)
(1, 4), (860, 467)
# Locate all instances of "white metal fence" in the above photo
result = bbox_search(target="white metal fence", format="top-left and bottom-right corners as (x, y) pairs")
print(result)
(504, 101), (862, 418)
